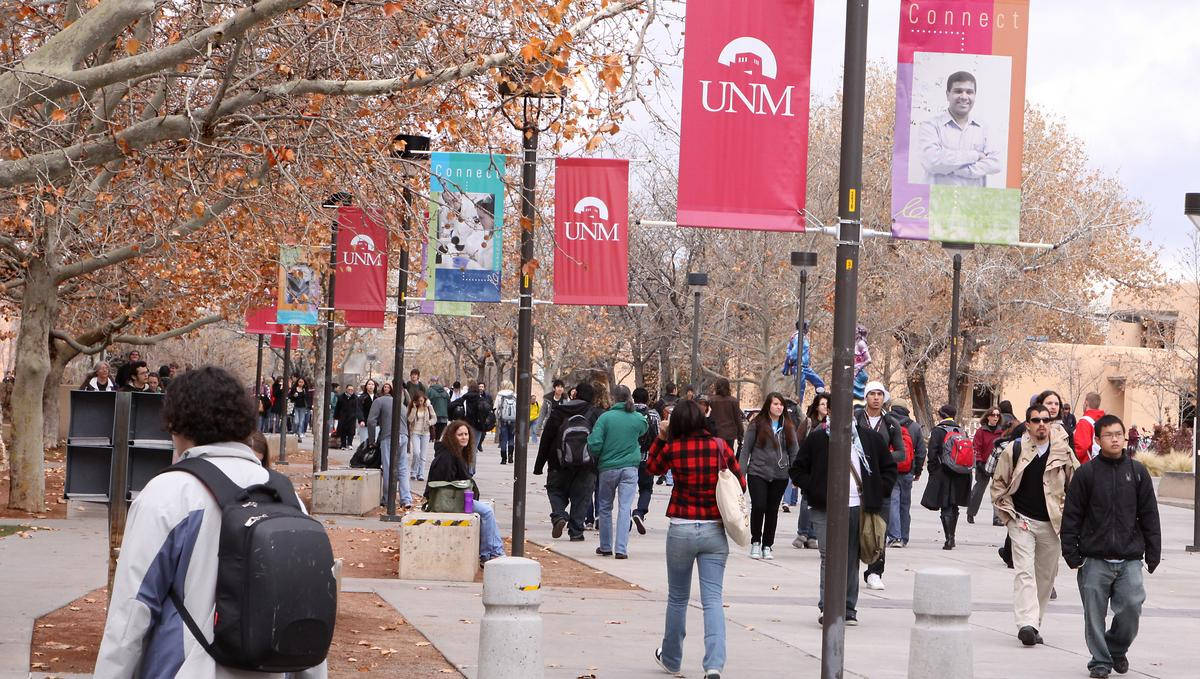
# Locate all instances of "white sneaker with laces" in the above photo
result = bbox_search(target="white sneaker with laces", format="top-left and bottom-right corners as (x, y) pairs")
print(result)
(761, 546), (774, 560)
(750, 542), (762, 559)
(865, 573), (885, 590)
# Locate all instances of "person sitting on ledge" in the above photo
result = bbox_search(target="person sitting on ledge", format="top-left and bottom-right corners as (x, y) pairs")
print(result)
(427, 419), (505, 565)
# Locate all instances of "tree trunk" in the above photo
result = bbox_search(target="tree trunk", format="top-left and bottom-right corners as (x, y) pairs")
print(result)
(41, 358), (67, 449)
(9, 257), (58, 511)
(907, 368), (933, 431)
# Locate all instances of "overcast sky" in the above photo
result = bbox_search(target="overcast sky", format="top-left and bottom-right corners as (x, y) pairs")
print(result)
(628, 1), (1200, 272)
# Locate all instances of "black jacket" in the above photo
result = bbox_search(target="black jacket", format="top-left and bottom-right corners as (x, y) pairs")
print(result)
(533, 399), (602, 474)
(428, 441), (473, 484)
(451, 391), (493, 432)
(789, 423), (897, 513)
(1061, 452), (1161, 572)
(854, 407), (904, 463)
(923, 418), (972, 508)
(889, 405), (927, 476)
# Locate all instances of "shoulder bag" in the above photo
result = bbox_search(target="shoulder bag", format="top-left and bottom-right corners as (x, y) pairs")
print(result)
(714, 438), (751, 547)
(850, 462), (887, 565)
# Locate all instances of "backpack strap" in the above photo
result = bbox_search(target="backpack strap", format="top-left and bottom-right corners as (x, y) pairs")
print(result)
(163, 456), (247, 508)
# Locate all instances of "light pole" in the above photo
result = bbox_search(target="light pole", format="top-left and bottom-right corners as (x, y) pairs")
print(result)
(823, 1), (869, 676)
(382, 133), (431, 523)
(1185, 192), (1200, 552)
(319, 191), (352, 473)
(279, 328), (292, 465)
(943, 242), (975, 417)
(791, 251), (818, 405)
(687, 272), (709, 393)
(499, 67), (564, 557)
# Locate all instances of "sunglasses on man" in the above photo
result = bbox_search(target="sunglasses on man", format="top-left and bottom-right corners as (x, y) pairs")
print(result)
(1027, 417), (1050, 424)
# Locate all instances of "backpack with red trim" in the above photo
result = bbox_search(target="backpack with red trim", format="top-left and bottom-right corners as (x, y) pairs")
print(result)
(940, 424), (975, 474)
(896, 424), (916, 473)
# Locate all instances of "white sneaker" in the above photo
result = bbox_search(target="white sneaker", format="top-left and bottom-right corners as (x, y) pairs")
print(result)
(761, 546), (774, 560)
(750, 542), (762, 559)
(865, 574), (885, 590)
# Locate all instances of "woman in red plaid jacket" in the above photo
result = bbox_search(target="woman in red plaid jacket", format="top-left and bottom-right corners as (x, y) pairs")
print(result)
(645, 399), (746, 679)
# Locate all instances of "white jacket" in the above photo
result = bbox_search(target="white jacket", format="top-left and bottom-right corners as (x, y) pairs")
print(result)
(95, 443), (327, 679)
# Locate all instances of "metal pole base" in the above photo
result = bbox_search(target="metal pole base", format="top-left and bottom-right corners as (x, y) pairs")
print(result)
(1185, 544), (1200, 553)
(379, 514), (405, 523)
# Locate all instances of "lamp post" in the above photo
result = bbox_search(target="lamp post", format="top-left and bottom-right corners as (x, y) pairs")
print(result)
(1185, 193), (1200, 552)
(791, 251), (818, 405)
(278, 328), (292, 465)
(943, 242), (975, 417)
(499, 68), (564, 558)
(687, 272), (709, 393)
(319, 191), (352, 473)
(382, 134), (431, 523)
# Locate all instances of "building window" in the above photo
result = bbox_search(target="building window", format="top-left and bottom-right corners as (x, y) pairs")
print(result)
(972, 384), (995, 418)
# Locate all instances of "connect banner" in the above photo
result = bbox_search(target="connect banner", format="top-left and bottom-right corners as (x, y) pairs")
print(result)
(676, 0), (814, 231)
(276, 246), (321, 325)
(421, 152), (506, 310)
(892, 0), (1030, 244)
(553, 158), (629, 306)
(333, 206), (388, 312)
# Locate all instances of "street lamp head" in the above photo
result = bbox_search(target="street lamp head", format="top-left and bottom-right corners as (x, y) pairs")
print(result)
(321, 192), (352, 208)
(687, 272), (709, 287)
(940, 241), (976, 256)
(791, 251), (818, 271)
(391, 134), (431, 178)
(1186, 193), (1200, 231)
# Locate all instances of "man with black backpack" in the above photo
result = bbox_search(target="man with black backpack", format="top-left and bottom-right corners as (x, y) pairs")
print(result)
(533, 382), (602, 541)
(631, 387), (662, 534)
(452, 383), (495, 456)
(97, 367), (331, 677)
(496, 382), (518, 465)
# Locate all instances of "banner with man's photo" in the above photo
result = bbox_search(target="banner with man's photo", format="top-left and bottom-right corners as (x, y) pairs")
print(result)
(419, 152), (506, 314)
(276, 246), (321, 325)
(891, 0), (1030, 244)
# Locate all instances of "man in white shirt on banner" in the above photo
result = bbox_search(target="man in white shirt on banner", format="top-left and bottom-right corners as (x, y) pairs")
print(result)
(918, 70), (1003, 187)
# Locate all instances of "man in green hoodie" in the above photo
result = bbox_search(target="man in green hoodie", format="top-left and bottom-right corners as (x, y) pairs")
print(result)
(587, 385), (648, 559)
(426, 376), (452, 442)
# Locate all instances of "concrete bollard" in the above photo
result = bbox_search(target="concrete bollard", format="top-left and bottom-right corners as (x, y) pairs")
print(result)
(477, 556), (543, 679)
(909, 567), (973, 679)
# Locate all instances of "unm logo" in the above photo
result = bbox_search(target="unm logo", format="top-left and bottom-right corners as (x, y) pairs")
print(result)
(564, 196), (620, 241)
(700, 36), (795, 117)
(344, 232), (384, 267)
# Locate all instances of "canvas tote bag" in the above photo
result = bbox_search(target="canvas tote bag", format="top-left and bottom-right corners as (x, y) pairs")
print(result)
(714, 438), (751, 546)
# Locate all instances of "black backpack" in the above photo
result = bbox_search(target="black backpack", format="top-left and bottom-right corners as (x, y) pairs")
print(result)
(557, 412), (595, 467)
(636, 405), (660, 459)
(162, 457), (336, 672)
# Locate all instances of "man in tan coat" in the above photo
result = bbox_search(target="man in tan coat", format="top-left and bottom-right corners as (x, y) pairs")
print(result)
(991, 403), (1079, 646)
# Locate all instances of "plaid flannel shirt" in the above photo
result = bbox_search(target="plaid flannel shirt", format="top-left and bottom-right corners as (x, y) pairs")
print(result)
(646, 435), (745, 520)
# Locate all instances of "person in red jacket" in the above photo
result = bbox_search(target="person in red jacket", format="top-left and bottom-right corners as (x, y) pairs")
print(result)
(1073, 392), (1105, 464)
(968, 407), (1006, 524)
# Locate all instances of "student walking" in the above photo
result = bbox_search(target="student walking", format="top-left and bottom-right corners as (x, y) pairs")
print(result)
(968, 407), (1006, 524)
(631, 387), (662, 533)
(645, 399), (745, 679)
(707, 378), (744, 452)
(922, 405), (972, 550)
(408, 391), (436, 481)
(991, 403), (1079, 646)
(496, 382), (518, 464)
(739, 392), (799, 560)
(1061, 414), (1161, 678)
(888, 401), (926, 547)
(790, 393), (896, 625)
(792, 393), (828, 550)
(588, 386), (648, 559)
(533, 383), (602, 541)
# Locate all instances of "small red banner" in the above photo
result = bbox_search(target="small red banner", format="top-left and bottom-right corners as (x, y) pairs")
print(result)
(344, 309), (386, 328)
(676, 0), (815, 231)
(333, 206), (388, 311)
(244, 306), (277, 335)
(553, 158), (629, 306)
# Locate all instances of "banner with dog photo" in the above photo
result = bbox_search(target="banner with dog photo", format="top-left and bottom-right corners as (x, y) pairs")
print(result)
(420, 152), (507, 312)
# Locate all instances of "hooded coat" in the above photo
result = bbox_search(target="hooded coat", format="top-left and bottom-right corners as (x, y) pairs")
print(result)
(533, 398), (602, 474)
(922, 418), (974, 509)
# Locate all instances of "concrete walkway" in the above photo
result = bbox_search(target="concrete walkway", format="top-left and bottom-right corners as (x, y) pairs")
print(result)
(373, 441), (1200, 679)
(0, 510), (107, 678)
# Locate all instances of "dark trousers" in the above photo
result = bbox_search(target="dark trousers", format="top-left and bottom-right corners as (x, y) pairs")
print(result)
(865, 492), (893, 578)
(635, 460), (654, 518)
(339, 428), (354, 449)
(968, 462), (991, 519)
(499, 421), (516, 461)
(432, 420), (447, 443)
(748, 476), (789, 547)
(547, 466), (597, 539)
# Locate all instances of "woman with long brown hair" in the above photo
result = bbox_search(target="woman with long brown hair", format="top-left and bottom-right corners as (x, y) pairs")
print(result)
(739, 392), (800, 560)
(428, 420), (502, 563)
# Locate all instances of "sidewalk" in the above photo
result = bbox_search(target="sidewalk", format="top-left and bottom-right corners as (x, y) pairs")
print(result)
(379, 441), (1200, 679)
(0, 511), (107, 678)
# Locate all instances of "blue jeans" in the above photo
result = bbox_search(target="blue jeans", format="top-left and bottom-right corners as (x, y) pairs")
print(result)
(475, 501), (505, 559)
(1078, 558), (1145, 673)
(598, 467), (638, 555)
(784, 480), (798, 506)
(292, 407), (311, 437)
(499, 421), (516, 460)
(410, 433), (430, 479)
(661, 521), (729, 673)
(811, 507), (861, 616)
(380, 434), (412, 505)
(796, 492), (814, 538)
(888, 473), (914, 543)
(797, 366), (825, 404)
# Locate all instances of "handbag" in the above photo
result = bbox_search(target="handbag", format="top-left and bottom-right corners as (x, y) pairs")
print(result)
(423, 480), (480, 513)
(849, 461), (887, 565)
(714, 439), (751, 547)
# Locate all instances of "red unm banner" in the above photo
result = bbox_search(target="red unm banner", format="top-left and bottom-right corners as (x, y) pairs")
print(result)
(676, 0), (815, 231)
(333, 206), (388, 311)
(344, 309), (385, 328)
(553, 158), (629, 306)
(244, 305), (277, 335)
(269, 332), (299, 350)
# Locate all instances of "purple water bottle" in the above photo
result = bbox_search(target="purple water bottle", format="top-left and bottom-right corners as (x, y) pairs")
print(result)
(464, 490), (474, 514)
